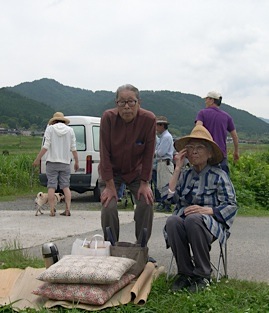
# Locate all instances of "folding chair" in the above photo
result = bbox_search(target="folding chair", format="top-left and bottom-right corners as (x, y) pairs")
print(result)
(166, 238), (229, 282)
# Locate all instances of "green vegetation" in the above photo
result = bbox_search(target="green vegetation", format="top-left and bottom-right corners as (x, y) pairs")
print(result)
(0, 134), (42, 154)
(0, 153), (40, 197)
(0, 87), (53, 130)
(0, 136), (269, 216)
(0, 241), (44, 269)
(0, 135), (42, 198)
(228, 144), (269, 213)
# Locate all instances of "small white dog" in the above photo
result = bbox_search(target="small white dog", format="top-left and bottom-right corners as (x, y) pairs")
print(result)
(35, 192), (65, 216)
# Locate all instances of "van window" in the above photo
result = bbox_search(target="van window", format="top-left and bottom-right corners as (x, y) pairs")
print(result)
(93, 125), (100, 151)
(71, 125), (86, 151)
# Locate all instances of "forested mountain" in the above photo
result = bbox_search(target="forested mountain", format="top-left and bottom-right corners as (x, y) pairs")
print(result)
(8, 78), (114, 116)
(1, 78), (269, 140)
(0, 88), (54, 130)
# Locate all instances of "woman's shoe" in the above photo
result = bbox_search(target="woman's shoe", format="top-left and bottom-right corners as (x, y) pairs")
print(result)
(60, 210), (71, 216)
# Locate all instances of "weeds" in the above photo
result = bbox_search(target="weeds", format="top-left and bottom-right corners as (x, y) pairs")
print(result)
(0, 240), (44, 269)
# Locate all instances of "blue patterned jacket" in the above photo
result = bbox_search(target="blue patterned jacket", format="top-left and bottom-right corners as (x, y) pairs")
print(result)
(163, 165), (238, 245)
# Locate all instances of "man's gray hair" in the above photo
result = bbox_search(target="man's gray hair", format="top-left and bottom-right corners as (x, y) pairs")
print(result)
(115, 84), (140, 100)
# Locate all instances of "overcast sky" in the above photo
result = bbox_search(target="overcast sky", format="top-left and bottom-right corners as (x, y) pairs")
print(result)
(1, 0), (269, 118)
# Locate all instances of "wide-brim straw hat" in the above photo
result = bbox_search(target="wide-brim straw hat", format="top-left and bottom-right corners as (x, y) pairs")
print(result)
(48, 112), (70, 125)
(174, 125), (224, 165)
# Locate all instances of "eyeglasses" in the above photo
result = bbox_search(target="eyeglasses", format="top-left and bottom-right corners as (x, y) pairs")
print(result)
(116, 99), (137, 107)
(185, 144), (207, 153)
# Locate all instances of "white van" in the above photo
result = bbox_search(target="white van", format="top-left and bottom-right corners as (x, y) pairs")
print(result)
(39, 115), (101, 201)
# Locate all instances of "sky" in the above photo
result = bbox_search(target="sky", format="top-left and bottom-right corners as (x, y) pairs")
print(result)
(1, 0), (269, 118)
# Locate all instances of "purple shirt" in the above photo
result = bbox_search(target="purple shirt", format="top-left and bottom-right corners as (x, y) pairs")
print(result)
(99, 108), (156, 184)
(195, 107), (235, 157)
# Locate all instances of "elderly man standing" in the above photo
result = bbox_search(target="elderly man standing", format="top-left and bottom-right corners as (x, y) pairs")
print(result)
(99, 84), (156, 244)
(195, 91), (239, 174)
(155, 116), (174, 212)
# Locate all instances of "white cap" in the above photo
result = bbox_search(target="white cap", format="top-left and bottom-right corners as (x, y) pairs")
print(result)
(204, 91), (222, 100)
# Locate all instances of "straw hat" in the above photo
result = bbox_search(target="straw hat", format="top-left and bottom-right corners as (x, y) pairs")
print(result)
(174, 125), (223, 165)
(156, 116), (169, 124)
(48, 112), (70, 125)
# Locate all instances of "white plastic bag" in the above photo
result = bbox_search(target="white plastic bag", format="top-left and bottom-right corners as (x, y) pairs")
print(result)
(71, 234), (111, 256)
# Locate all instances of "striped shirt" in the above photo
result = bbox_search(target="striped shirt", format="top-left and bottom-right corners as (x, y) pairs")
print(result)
(163, 165), (238, 245)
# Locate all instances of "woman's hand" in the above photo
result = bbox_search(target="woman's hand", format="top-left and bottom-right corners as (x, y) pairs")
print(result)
(174, 149), (187, 170)
(169, 149), (188, 192)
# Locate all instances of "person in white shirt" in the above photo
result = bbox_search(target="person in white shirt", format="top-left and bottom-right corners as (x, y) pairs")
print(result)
(33, 112), (79, 217)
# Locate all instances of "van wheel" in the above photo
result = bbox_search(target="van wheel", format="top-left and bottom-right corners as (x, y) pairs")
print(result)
(93, 185), (101, 202)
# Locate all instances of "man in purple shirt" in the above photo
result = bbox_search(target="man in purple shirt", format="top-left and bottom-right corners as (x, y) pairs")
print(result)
(195, 91), (239, 174)
(99, 84), (156, 244)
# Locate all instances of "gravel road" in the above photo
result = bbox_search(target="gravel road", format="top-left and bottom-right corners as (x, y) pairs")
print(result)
(0, 192), (269, 284)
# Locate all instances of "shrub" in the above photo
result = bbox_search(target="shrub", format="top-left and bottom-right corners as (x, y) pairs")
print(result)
(0, 154), (40, 196)
(229, 151), (269, 210)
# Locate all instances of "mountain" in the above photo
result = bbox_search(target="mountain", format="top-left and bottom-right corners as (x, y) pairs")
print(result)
(2, 78), (269, 140)
(8, 78), (114, 116)
(0, 87), (54, 130)
(259, 117), (269, 124)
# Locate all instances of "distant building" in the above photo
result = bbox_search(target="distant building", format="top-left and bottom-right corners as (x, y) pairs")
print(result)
(0, 128), (21, 135)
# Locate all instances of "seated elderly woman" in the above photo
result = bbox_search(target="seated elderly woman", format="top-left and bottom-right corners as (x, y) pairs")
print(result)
(164, 125), (237, 293)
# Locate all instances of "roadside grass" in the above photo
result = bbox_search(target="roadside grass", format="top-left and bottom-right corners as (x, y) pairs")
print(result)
(0, 186), (47, 202)
(0, 243), (268, 313)
(0, 241), (44, 269)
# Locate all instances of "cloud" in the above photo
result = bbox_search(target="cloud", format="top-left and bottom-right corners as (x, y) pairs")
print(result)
(1, 0), (269, 117)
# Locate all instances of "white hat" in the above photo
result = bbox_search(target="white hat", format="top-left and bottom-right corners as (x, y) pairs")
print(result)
(204, 91), (222, 100)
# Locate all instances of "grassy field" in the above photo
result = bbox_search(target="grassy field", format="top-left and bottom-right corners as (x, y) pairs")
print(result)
(0, 134), (42, 155)
(1, 135), (269, 214)
(0, 134), (269, 155)
(227, 142), (269, 154)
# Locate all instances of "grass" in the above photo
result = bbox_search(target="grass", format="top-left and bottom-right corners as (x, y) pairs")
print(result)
(0, 243), (268, 312)
(0, 134), (42, 155)
(236, 206), (269, 217)
(0, 223), (268, 313)
(0, 241), (44, 269)
(227, 142), (269, 154)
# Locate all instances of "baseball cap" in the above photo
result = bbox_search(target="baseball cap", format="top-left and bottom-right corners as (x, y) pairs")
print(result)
(204, 91), (222, 100)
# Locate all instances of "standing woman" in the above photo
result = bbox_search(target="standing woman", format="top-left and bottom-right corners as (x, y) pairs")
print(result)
(33, 112), (79, 217)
